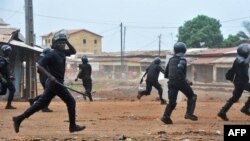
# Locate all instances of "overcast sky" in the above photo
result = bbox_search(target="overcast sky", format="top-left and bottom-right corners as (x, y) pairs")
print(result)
(1, 0), (250, 52)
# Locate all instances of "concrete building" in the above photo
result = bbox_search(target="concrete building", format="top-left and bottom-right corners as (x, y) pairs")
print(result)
(41, 29), (102, 54)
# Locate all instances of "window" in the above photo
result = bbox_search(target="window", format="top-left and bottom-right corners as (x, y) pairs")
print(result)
(83, 39), (86, 44)
(94, 39), (97, 44)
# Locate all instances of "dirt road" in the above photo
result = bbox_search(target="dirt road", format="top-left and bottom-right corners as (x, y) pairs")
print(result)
(0, 89), (250, 141)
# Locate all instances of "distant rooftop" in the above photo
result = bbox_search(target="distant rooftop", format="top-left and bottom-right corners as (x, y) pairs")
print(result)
(41, 29), (102, 38)
(0, 18), (9, 26)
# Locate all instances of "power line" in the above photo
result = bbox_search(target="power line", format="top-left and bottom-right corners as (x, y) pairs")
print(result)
(136, 38), (158, 51)
(222, 16), (250, 23)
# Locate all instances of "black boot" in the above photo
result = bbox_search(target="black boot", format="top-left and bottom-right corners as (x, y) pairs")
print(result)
(161, 102), (176, 124)
(12, 114), (25, 133)
(28, 98), (35, 106)
(5, 105), (16, 109)
(185, 94), (198, 121)
(41, 107), (53, 112)
(69, 124), (86, 133)
(185, 114), (198, 121)
(161, 116), (173, 124)
(137, 91), (143, 99)
(241, 98), (250, 116)
(5, 101), (16, 109)
(160, 99), (167, 105)
(88, 93), (93, 102)
(217, 101), (233, 121)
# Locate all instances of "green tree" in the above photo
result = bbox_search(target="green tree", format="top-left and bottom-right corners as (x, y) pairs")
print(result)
(237, 21), (250, 43)
(222, 34), (241, 47)
(178, 15), (223, 48)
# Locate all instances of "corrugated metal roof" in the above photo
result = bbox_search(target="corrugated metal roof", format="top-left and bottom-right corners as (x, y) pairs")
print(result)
(211, 56), (235, 64)
(198, 47), (237, 56)
(0, 28), (42, 52)
(10, 40), (42, 52)
(191, 57), (219, 64)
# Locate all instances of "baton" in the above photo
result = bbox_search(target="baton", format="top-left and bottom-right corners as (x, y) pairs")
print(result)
(55, 81), (89, 97)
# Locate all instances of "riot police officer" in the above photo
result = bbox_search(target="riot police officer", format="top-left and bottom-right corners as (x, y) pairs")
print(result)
(75, 55), (93, 101)
(13, 31), (85, 133)
(218, 43), (250, 121)
(137, 57), (167, 105)
(28, 48), (53, 112)
(161, 42), (198, 124)
(0, 44), (16, 109)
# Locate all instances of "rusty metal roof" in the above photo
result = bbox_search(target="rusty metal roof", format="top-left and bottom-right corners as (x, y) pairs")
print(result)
(198, 47), (237, 56)
(190, 57), (219, 64)
(0, 27), (42, 52)
(211, 56), (235, 64)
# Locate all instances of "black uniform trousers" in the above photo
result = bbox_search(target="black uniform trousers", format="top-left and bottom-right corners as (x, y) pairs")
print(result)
(82, 79), (92, 94)
(0, 80), (16, 103)
(141, 80), (163, 99)
(229, 83), (250, 103)
(82, 78), (92, 100)
(163, 80), (196, 117)
(22, 80), (76, 126)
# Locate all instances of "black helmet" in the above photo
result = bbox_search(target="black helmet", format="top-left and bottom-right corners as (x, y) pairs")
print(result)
(40, 48), (52, 56)
(237, 43), (250, 58)
(174, 42), (187, 55)
(81, 55), (88, 64)
(153, 57), (161, 64)
(1, 44), (12, 56)
(52, 30), (68, 46)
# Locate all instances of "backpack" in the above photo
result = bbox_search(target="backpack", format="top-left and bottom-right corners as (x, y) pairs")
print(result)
(225, 59), (236, 82)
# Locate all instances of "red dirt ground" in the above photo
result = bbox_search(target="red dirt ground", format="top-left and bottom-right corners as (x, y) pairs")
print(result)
(0, 80), (250, 141)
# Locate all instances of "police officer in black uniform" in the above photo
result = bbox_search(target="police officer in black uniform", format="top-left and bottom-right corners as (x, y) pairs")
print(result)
(12, 32), (85, 133)
(218, 43), (250, 121)
(0, 44), (16, 109)
(75, 55), (93, 101)
(137, 57), (167, 105)
(161, 42), (198, 124)
(28, 48), (53, 112)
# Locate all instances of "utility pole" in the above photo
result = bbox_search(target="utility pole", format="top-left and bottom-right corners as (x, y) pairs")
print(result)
(120, 23), (124, 75)
(123, 26), (126, 71)
(170, 32), (173, 47)
(158, 34), (161, 57)
(25, 0), (36, 99)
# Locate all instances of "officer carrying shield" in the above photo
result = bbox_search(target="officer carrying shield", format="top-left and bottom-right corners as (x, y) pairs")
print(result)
(13, 30), (85, 133)
(218, 43), (250, 121)
(0, 44), (16, 109)
(161, 42), (198, 124)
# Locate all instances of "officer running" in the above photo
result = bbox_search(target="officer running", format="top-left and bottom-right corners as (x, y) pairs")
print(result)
(12, 31), (85, 133)
(28, 48), (53, 112)
(137, 57), (167, 105)
(218, 43), (250, 121)
(0, 44), (16, 109)
(161, 42), (198, 124)
(75, 55), (93, 101)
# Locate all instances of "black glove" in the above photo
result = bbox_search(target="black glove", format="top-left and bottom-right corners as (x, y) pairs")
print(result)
(140, 78), (143, 84)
